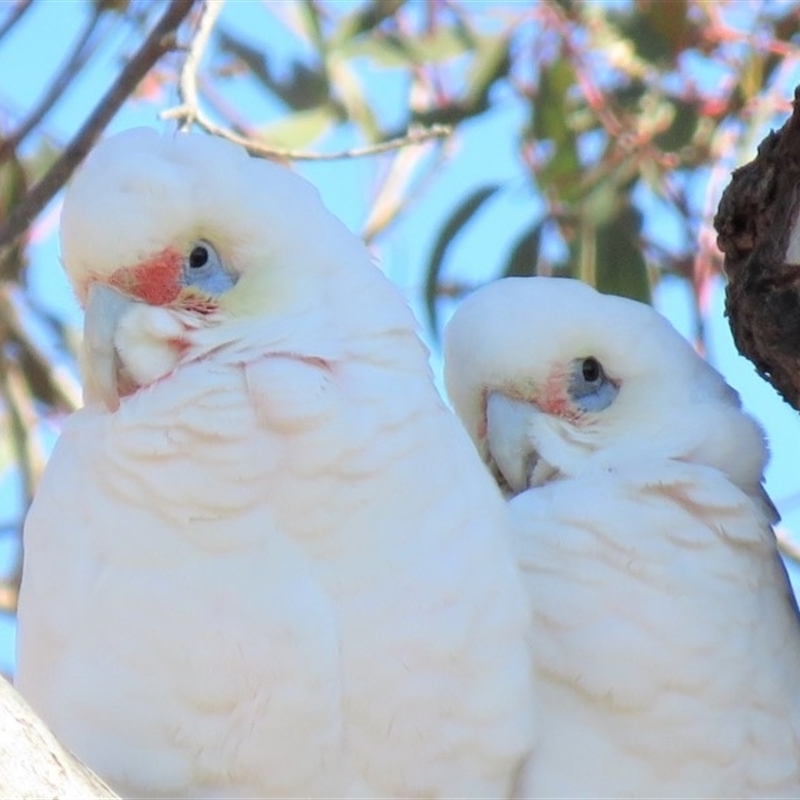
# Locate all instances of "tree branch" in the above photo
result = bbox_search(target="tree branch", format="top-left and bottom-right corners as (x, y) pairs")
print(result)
(161, 0), (452, 162)
(0, 0), (198, 275)
(0, 675), (119, 798)
(0, 0), (33, 48)
(170, 0), (223, 133)
(714, 85), (800, 409)
(0, 3), (105, 165)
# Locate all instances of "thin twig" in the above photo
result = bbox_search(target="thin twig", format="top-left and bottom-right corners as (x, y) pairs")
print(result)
(362, 143), (448, 244)
(161, 0), (452, 161)
(171, 0), (224, 133)
(0, 0), (197, 275)
(0, 3), (106, 164)
(0, 0), (33, 47)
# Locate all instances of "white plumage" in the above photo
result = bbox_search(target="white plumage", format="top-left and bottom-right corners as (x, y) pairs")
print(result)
(15, 129), (535, 798)
(444, 276), (800, 798)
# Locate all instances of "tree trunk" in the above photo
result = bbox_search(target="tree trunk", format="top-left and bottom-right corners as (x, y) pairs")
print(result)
(714, 84), (800, 410)
(0, 674), (119, 798)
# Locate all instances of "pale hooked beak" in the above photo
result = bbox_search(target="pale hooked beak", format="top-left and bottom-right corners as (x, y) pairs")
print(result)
(83, 283), (136, 412)
(486, 392), (558, 494)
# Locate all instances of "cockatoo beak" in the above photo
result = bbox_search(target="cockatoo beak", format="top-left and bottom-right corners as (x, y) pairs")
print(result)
(486, 392), (539, 494)
(486, 392), (560, 494)
(84, 283), (137, 412)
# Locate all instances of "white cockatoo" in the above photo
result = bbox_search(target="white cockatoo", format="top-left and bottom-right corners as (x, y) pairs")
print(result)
(444, 276), (800, 798)
(15, 128), (536, 799)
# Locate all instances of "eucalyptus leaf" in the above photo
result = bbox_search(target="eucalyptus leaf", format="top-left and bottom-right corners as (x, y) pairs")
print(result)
(424, 185), (501, 334)
(259, 106), (340, 149)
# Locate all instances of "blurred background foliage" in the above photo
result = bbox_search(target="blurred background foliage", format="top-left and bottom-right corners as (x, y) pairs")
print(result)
(0, 0), (799, 623)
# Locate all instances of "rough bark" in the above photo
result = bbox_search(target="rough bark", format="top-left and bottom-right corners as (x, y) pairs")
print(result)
(0, 674), (119, 799)
(714, 85), (800, 410)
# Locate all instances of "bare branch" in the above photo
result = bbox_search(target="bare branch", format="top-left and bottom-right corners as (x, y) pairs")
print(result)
(0, 0), (33, 48)
(0, 0), (198, 275)
(161, 0), (452, 161)
(0, 675), (120, 799)
(171, 0), (224, 133)
(0, 4), (105, 165)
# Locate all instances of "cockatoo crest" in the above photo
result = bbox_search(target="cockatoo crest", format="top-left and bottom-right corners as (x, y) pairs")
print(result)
(444, 277), (773, 518)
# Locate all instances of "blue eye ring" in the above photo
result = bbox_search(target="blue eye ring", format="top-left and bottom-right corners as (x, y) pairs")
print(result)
(569, 356), (618, 412)
(181, 240), (237, 296)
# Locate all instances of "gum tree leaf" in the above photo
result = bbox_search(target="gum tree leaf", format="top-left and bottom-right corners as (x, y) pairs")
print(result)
(424, 184), (501, 333)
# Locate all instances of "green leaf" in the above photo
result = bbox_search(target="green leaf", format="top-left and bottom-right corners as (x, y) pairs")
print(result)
(0, 414), (15, 483)
(329, 59), (380, 140)
(533, 57), (573, 142)
(501, 224), (542, 278)
(533, 55), (582, 198)
(297, 0), (326, 54)
(0, 154), (27, 224)
(594, 207), (651, 303)
(0, 152), (28, 278)
(259, 106), (340, 149)
(655, 99), (700, 152)
(413, 27), (475, 63)
(580, 176), (621, 228)
(217, 28), (329, 111)
(217, 28), (274, 92)
(643, 0), (690, 57)
(93, 0), (130, 12)
(338, 27), (473, 67)
(424, 185), (501, 333)
(337, 33), (411, 68)
(737, 52), (765, 106)
(23, 137), (60, 185)
(332, 0), (406, 47)
(613, 0), (690, 64)
(465, 34), (511, 110)
(611, 79), (649, 110)
(17, 340), (60, 407)
(405, 32), (511, 130)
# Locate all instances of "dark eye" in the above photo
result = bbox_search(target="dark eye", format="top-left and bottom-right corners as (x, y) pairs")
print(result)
(182, 240), (237, 296)
(582, 357), (601, 383)
(189, 245), (209, 269)
(569, 355), (618, 412)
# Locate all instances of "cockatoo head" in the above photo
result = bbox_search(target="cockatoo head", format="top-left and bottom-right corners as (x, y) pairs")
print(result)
(444, 277), (773, 514)
(61, 127), (408, 410)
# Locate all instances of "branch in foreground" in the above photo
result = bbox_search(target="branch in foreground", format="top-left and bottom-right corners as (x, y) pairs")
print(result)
(0, 0), (198, 275)
(160, 0), (452, 161)
(0, 675), (119, 799)
(714, 84), (800, 409)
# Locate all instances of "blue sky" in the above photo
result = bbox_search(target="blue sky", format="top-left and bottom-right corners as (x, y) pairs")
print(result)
(1, 1), (800, 676)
